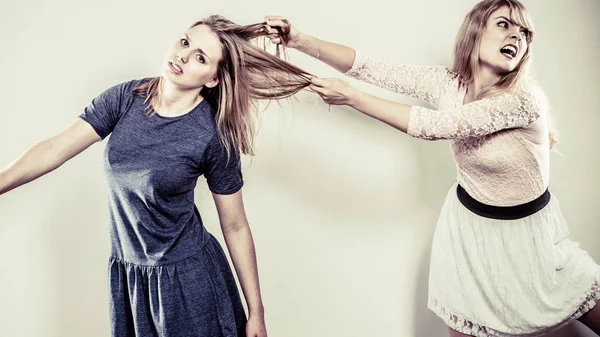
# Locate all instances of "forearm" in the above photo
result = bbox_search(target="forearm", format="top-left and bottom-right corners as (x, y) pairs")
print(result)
(296, 34), (356, 73)
(222, 224), (264, 317)
(349, 90), (412, 133)
(0, 139), (63, 195)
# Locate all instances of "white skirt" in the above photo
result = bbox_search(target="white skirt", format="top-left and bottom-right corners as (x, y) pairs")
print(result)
(428, 183), (600, 336)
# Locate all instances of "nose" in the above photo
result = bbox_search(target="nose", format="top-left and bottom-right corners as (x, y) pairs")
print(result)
(176, 53), (188, 63)
(509, 27), (522, 42)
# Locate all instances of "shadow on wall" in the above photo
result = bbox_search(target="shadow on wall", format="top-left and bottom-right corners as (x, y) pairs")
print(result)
(43, 148), (111, 337)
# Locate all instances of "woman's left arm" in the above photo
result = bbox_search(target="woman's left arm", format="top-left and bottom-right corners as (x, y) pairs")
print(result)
(310, 77), (543, 140)
(213, 190), (267, 337)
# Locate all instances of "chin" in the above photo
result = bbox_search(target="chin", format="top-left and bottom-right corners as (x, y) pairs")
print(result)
(162, 68), (176, 80)
(498, 66), (516, 74)
(492, 60), (520, 75)
(162, 74), (188, 89)
(504, 64), (521, 74)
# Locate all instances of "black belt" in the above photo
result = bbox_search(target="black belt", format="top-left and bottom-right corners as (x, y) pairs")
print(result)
(456, 184), (551, 220)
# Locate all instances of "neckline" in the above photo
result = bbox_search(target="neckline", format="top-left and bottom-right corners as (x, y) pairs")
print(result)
(152, 99), (208, 120)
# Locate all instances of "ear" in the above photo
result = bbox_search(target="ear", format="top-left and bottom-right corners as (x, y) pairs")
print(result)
(205, 77), (219, 89)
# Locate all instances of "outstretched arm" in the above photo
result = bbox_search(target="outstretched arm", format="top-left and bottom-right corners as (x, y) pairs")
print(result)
(264, 16), (451, 107)
(0, 119), (101, 195)
(264, 15), (356, 73)
(310, 77), (542, 140)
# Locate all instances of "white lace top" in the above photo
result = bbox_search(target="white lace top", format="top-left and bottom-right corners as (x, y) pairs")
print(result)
(345, 51), (551, 206)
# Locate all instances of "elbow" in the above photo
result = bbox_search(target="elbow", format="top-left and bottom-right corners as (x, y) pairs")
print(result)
(408, 131), (444, 142)
(221, 219), (249, 236)
(40, 139), (66, 171)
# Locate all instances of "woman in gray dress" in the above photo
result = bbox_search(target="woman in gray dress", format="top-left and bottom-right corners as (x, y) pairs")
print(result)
(0, 15), (311, 337)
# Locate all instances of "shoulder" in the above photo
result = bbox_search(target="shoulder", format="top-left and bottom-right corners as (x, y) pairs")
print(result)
(106, 78), (150, 95)
(439, 67), (461, 85)
(188, 99), (220, 135)
(510, 78), (549, 117)
(94, 78), (151, 107)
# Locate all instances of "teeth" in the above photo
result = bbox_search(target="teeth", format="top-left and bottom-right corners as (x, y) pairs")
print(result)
(501, 45), (517, 56)
(170, 61), (182, 72)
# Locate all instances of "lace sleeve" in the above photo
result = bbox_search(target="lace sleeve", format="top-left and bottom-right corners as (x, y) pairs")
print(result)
(407, 82), (543, 140)
(344, 50), (455, 108)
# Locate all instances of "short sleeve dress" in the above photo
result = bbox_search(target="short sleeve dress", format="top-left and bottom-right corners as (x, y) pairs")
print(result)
(80, 78), (247, 337)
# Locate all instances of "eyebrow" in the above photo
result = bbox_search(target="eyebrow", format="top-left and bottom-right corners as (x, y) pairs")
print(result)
(495, 15), (527, 30)
(495, 16), (514, 24)
(183, 33), (212, 62)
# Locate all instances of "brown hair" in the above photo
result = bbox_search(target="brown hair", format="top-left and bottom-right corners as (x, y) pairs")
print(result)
(453, 0), (558, 149)
(133, 15), (312, 158)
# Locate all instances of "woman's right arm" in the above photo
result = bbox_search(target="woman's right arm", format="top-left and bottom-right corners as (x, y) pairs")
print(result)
(264, 16), (451, 108)
(264, 16), (356, 73)
(0, 119), (101, 195)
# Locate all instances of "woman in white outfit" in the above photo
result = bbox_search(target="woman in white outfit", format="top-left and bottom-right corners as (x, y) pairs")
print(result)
(264, 0), (600, 336)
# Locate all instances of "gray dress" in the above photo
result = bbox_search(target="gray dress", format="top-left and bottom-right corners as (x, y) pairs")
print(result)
(80, 79), (247, 337)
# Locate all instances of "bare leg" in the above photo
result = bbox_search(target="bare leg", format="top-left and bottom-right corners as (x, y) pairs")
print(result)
(579, 302), (600, 335)
(448, 326), (473, 337)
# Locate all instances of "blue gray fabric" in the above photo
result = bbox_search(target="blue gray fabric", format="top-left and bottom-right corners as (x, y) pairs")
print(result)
(80, 78), (247, 336)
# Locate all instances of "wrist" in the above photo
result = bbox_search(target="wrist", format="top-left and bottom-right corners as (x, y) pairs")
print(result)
(347, 88), (365, 108)
(248, 304), (265, 318)
(296, 34), (317, 55)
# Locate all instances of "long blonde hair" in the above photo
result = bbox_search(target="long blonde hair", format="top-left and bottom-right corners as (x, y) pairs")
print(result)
(452, 0), (558, 149)
(133, 15), (312, 158)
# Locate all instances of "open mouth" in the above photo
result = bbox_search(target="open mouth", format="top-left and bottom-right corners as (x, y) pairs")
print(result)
(168, 61), (183, 75)
(500, 44), (518, 59)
